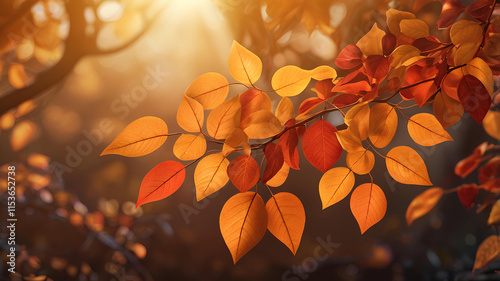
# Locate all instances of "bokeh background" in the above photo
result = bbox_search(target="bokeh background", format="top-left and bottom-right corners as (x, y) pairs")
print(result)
(0, 0), (498, 280)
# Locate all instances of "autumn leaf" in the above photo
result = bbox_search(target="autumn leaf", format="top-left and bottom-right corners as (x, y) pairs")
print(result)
(433, 91), (464, 129)
(336, 127), (364, 153)
(227, 155), (260, 193)
(487, 200), (500, 225)
(356, 23), (386, 56)
(407, 113), (453, 146)
(457, 184), (479, 209)
(173, 133), (207, 161)
(483, 110), (500, 140)
(400, 19), (429, 39)
(207, 95), (241, 139)
(346, 149), (375, 175)
(101, 116), (168, 157)
(350, 183), (387, 234)
(473, 235), (500, 272)
(177, 95), (204, 132)
(243, 110), (282, 139)
(275, 97), (295, 125)
(369, 103), (398, 148)
(386, 9), (415, 36)
(458, 75), (491, 124)
(262, 143), (285, 184)
(363, 55), (390, 82)
(345, 102), (370, 140)
(406, 187), (443, 226)
(220, 192), (267, 264)
(222, 128), (251, 156)
(194, 154), (230, 201)
(455, 142), (494, 178)
(386, 146), (432, 186)
(463, 57), (494, 95)
(465, 0), (495, 22)
(450, 20), (483, 65)
(298, 97), (324, 114)
(184, 72), (229, 110)
(266, 192), (305, 255)
(228, 41), (262, 85)
(335, 44), (363, 70)
(479, 156), (500, 190)
(437, 0), (465, 29)
(277, 124), (300, 170)
(136, 161), (185, 208)
(319, 167), (355, 209)
(240, 89), (273, 129)
(314, 79), (335, 100)
(272, 65), (337, 97)
(302, 120), (343, 173)
(10, 120), (37, 152)
(267, 163), (290, 187)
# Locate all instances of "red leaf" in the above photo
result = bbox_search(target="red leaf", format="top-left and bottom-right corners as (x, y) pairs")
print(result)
(412, 36), (444, 52)
(401, 60), (439, 106)
(262, 143), (285, 184)
(228, 155), (260, 193)
(331, 71), (372, 95)
(437, 0), (465, 29)
(466, 0), (495, 22)
(457, 184), (479, 209)
(335, 44), (363, 70)
(136, 161), (185, 208)
(302, 120), (343, 173)
(315, 79), (335, 100)
(298, 97), (324, 114)
(479, 156), (500, 190)
(458, 75), (492, 124)
(455, 142), (495, 178)
(332, 94), (359, 107)
(277, 124), (300, 170)
(382, 33), (397, 56)
(364, 55), (390, 81)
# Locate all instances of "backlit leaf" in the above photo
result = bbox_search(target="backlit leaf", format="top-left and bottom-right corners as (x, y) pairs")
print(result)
(267, 163), (290, 187)
(101, 117), (168, 157)
(228, 155), (260, 193)
(207, 95), (241, 139)
(400, 19), (429, 39)
(350, 183), (387, 234)
(262, 143), (285, 184)
(272, 65), (336, 97)
(386, 9), (416, 36)
(465, 0), (495, 22)
(487, 200), (500, 225)
(302, 120), (343, 173)
(275, 97), (295, 125)
(450, 20), (482, 65)
(222, 128), (251, 156)
(406, 187), (443, 226)
(240, 89), (273, 128)
(433, 91), (464, 129)
(345, 102), (370, 140)
(386, 146), (432, 186)
(298, 97), (324, 114)
(458, 75), (491, 124)
(457, 184), (479, 209)
(346, 149), (375, 175)
(319, 167), (355, 209)
(184, 72), (229, 110)
(483, 110), (500, 140)
(243, 110), (282, 139)
(369, 103), (398, 148)
(356, 23), (385, 56)
(266, 192), (305, 255)
(335, 44), (363, 69)
(336, 127), (363, 153)
(220, 192), (267, 264)
(195, 154), (230, 201)
(136, 161), (185, 207)
(407, 113), (453, 146)
(473, 235), (500, 271)
(228, 41), (262, 85)
(177, 95), (204, 132)
(173, 133), (207, 161)
(437, 0), (465, 29)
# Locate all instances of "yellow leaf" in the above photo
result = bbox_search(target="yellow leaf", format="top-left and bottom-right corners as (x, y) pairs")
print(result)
(488, 200), (500, 225)
(336, 127), (364, 152)
(319, 167), (355, 209)
(399, 19), (429, 39)
(386, 9), (416, 37)
(390, 45), (421, 68)
(463, 57), (494, 96)
(228, 41), (262, 85)
(101, 117), (168, 157)
(386, 146), (432, 186)
(275, 97), (295, 125)
(350, 183), (387, 234)
(473, 235), (500, 271)
(406, 187), (443, 226)
(195, 153), (230, 201)
(267, 162), (290, 187)
(184, 72), (229, 110)
(271, 65), (336, 97)
(407, 113), (453, 146)
(346, 149), (375, 175)
(176, 95), (204, 133)
(243, 110), (282, 139)
(207, 95), (241, 139)
(266, 192), (305, 255)
(450, 20), (483, 65)
(356, 23), (386, 56)
(433, 91), (464, 129)
(10, 120), (37, 152)
(0, 112), (15, 130)
(173, 133), (206, 161)
(220, 192), (267, 264)
(345, 102), (370, 140)
(483, 110), (500, 140)
(369, 103), (398, 148)
(9, 63), (28, 89)
(222, 128), (251, 156)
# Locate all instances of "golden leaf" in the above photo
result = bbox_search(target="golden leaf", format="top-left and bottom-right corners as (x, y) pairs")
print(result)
(356, 23), (386, 56)
(173, 133), (207, 161)
(350, 183), (387, 234)
(275, 97), (295, 125)
(386, 146), (432, 186)
(267, 162), (290, 187)
(243, 110), (282, 139)
(228, 41), (262, 85)
(346, 149), (375, 175)
(184, 72), (229, 110)
(369, 103), (398, 148)
(319, 167), (355, 209)
(176, 95), (204, 133)
(272, 65), (336, 97)
(399, 19), (429, 39)
(407, 113), (453, 146)
(194, 153), (230, 201)
(386, 9), (416, 37)
(473, 235), (500, 271)
(207, 95), (241, 139)
(406, 187), (443, 226)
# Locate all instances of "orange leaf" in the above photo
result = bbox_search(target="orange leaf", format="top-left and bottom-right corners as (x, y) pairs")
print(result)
(207, 95), (241, 139)
(346, 149), (375, 175)
(450, 20), (482, 65)
(228, 41), (262, 85)
(336, 127), (363, 153)
(407, 113), (453, 146)
(483, 110), (500, 140)
(298, 97), (324, 114)
(194, 154), (230, 201)
(272, 65), (337, 97)
(220, 192), (267, 264)
(176, 95), (204, 133)
(363, 55), (390, 82)
(405, 187), (443, 226)
(239, 89), (273, 129)
(458, 74), (491, 124)
(266, 192), (305, 255)
(314, 79), (335, 99)
(465, 0), (495, 22)
(277, 122), (300, 170)
(136, 161), (185, 208)
(302, 120), (343, 173)
(319, 167), (355, 209)
(262, 143), (285, 184)
(222, 128), (251, 156)
(455, 142), (494, 178)
(101, 117), (168, 157)
(386, 9), (416, 37)
(184, 72), (229, 110)
(356, 23), (386, 56)
(173, 133), (207, 161)
(433, 91), (464, 129)
(267, 162), (290, 187)
(335, 44), (363, 70)
(242, 110), (282, 139)
(345, 102), (370, 140)
(350, 183), (387, 234)
(228, 155), (260, 193)
(275, 97), (295, 125)
(463, 57), (494, 95)
(473, 235), (500, 272)
(369, 103), (398, 148)
(10, 120), (37, 152)
(386, 146), (432, 186)
(437, 0), (465, 29)
(399, 19), (429, 39)
(487, 200), (500, 225)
